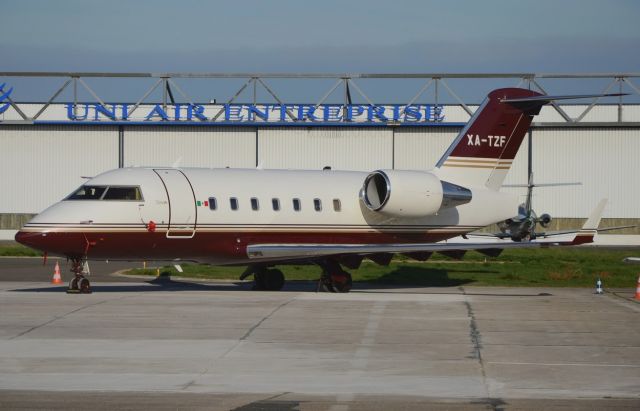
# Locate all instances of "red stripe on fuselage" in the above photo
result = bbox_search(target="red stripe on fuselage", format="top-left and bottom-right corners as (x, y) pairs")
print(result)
(15, 229), (468, 264)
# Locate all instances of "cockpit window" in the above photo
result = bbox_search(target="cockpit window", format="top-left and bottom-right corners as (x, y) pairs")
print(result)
(66, 186), (107, 200)
(103, 186), (143, 201)
(65, 185), (143, 201)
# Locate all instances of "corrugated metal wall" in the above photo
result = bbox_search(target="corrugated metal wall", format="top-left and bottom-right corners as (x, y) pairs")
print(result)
(0, 125), (118, 213)
(393, 128), (458, 170)
(0, 125), (638, 218)
(258, 127), (392, 171)
(526, 128), (640, 218)
(124, 127), (257, 168)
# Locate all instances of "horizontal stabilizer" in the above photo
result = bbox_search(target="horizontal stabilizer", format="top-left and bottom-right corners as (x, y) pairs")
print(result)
(502, 182), (582, 188)
(501, 93), (627, 104)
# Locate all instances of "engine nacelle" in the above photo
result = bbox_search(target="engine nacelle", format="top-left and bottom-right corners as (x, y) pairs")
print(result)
(539, 213), (552, 228)
(360, 170), (472, 218)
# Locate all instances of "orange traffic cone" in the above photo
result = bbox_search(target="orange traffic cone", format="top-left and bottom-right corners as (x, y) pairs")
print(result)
(635, 275), (640, 300)
(51, 261), (62, 284)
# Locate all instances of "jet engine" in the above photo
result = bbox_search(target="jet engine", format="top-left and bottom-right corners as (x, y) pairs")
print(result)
(539, 213), (552, 228)
(360, 170), (472, 218)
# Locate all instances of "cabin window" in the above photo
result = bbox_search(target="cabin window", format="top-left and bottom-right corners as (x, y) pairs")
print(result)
(272, 198), (280, 211)
(251, 197), (259, 211)
(102, 186), (143, 201)
(208, 197), (217, 210)
(333, 199), (341, 212)
(230, 197), (238, 210)
(314, 198), (322, 212)
(66, 185), (107, 200)
(292, 198), (301, 211)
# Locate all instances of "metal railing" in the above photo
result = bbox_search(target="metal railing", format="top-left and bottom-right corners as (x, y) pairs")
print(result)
(1, 72), (639, 125)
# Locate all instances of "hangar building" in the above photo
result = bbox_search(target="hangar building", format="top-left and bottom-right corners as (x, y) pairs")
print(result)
(1, 72), (638, 240)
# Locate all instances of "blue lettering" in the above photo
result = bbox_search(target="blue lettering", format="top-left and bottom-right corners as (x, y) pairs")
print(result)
(297, 105), (318, 121)
(277, 104), (296, 121)
(174, 104), (184, 120)
(392, 105), (402, 122)
(145, 105), (169, 121)
(367, 105), (388, 122)
(346, 105), (365, 121)
(66, 103), (89, 121)
(225, 104), (244, 121)
(93, 104), (117, 120)
(403, 105), (422, 122)
(424, 105), (432, 122)
(323, 104), (343, 122)
(248, 104), (269, 121)
(121, 104), (129, 120)
(187, 104), (208, 121)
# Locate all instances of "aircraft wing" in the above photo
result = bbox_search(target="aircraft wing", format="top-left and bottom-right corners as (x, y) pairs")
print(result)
(246, 237), (577, 260)
(246, 199), (607, 261)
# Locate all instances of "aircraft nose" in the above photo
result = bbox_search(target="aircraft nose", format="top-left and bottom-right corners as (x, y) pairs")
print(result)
(15, 230), (48, 251)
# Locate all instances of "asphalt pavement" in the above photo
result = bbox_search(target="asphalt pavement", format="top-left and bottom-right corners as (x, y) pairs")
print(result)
(0, 258), (639, 410)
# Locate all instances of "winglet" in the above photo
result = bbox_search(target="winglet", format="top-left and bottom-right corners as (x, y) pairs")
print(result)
(571, 199), (607, 245)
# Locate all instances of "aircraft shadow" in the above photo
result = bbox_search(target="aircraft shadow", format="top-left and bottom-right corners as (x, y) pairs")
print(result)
(8, 277), (319, 293)
(354, 266), (554, 297)
(371, 266), (474, 287)
(8, 269), (554, 297)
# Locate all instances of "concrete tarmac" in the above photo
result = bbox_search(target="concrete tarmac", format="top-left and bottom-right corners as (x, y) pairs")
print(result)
(0, 259), (639, 409)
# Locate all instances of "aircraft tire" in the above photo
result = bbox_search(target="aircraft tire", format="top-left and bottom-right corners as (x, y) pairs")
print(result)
(263, 269), (285, 291)
(253, 272), (267, 290)
(68, 277), (79, 291)
(78, 277), (92, 294)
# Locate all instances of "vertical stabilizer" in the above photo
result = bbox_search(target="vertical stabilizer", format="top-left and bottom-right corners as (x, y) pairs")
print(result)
(435, 88), (544, 190)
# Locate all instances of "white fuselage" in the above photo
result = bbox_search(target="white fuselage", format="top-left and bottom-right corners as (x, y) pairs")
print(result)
(17, 167), (519, 264)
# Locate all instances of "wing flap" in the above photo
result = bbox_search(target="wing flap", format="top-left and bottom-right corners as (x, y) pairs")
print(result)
(246, 238), (566, 260)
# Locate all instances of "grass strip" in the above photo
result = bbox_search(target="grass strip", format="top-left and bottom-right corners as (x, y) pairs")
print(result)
(127, 248), (640, 288)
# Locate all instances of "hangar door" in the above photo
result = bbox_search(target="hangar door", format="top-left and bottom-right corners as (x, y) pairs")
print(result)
(154, 169), (197, 238)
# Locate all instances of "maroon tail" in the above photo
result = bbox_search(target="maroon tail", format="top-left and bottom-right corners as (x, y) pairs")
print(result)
(435, 88), (544, 190)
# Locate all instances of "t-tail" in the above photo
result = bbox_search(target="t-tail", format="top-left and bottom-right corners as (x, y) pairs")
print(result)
(434, 88), (544, 190)
(434, 88), (627, 190)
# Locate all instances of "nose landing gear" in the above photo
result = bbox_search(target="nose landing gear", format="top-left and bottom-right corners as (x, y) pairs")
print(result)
(67, 258), (92, 294)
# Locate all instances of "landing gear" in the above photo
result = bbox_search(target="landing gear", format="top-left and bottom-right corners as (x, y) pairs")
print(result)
(67, 258), (92, 294)
(250, 267), (285, 291)
(318, 260), (352, 293)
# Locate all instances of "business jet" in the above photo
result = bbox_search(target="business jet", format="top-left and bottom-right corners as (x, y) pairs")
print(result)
(15, 88), (621, 293)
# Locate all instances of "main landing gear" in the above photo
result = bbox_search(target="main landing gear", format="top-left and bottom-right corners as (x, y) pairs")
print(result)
(67, 258), (92, 294)
(241, 266), (285, 291)
(318, 260), (352, 293)
(255, 268), (285, 291)
(240, 261), (353, 293)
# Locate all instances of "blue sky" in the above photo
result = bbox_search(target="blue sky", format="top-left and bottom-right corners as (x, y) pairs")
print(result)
(2, 0), (639, 102)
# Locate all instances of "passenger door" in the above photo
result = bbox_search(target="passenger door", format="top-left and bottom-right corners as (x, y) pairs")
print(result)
(153, 169), (197, 238)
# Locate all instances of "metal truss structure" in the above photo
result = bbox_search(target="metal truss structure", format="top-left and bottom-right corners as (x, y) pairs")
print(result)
(1, 72), (639, 126)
